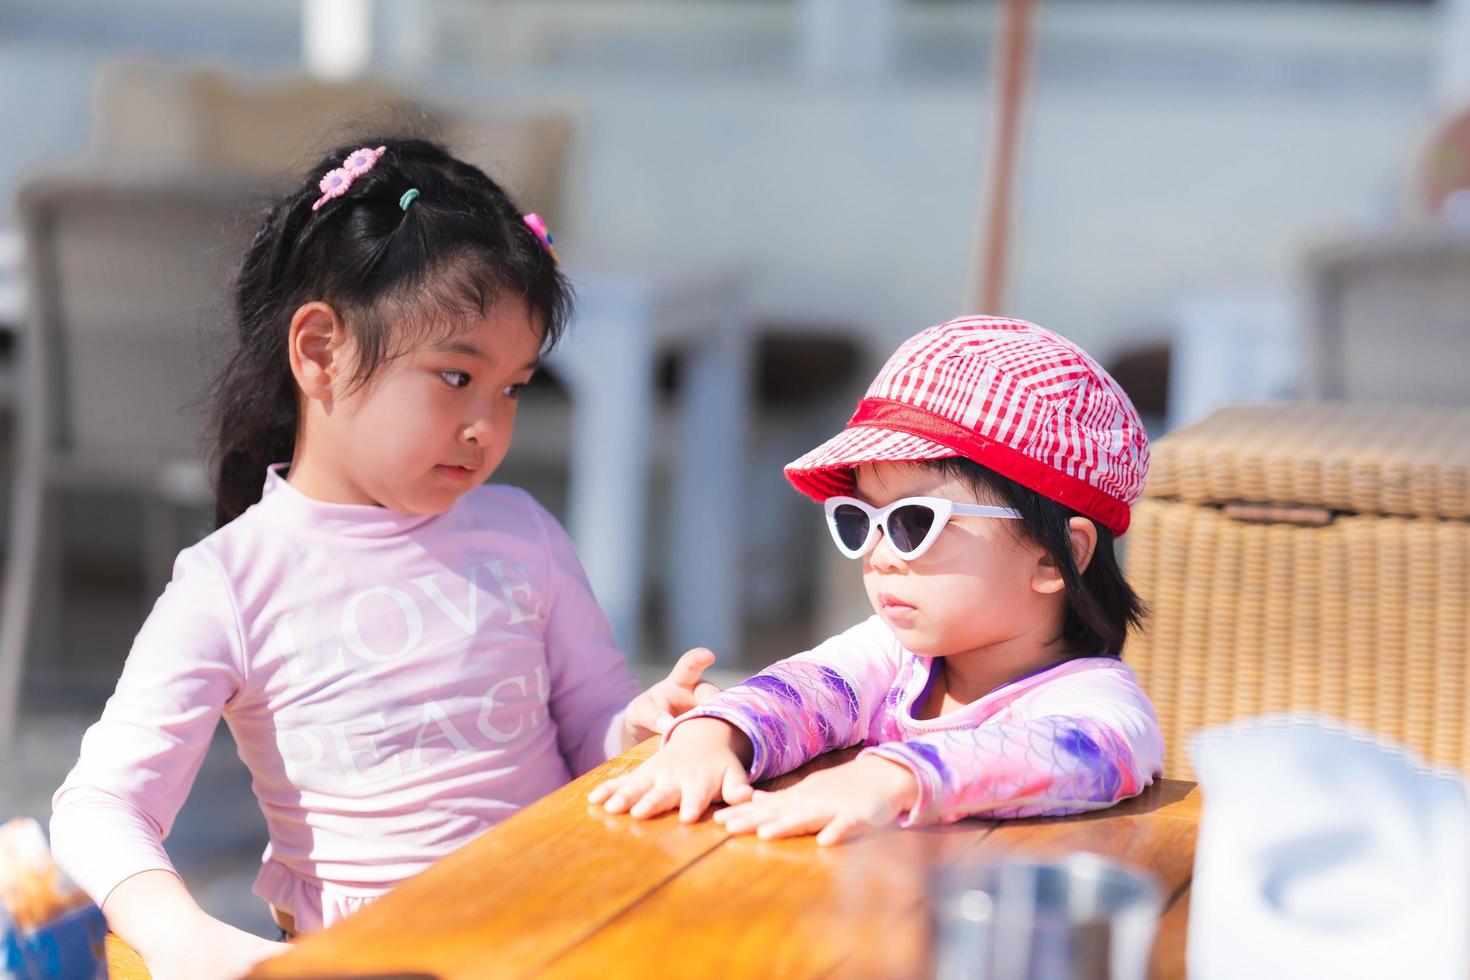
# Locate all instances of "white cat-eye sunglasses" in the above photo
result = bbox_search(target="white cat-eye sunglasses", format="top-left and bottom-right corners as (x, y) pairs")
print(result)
(823, 495), (1023, 561)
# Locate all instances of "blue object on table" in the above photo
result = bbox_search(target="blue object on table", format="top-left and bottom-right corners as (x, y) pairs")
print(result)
(0, 818), (108, 979)
(1, 902), (108, 979)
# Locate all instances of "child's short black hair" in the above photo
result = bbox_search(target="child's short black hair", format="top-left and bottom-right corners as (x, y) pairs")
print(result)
(920, 457), (1146, 657)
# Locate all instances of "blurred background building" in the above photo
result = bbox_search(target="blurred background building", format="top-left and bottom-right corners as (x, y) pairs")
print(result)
(1, 0), (1467, 937)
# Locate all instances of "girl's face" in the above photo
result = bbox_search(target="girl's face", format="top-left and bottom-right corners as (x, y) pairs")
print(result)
(853, 462), (1062, 660)
(318, 298), (543, 514)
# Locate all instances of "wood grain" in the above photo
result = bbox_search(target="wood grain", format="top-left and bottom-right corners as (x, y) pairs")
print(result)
(543, 818), (998, 979)
(176, 743), (1200, 980)
(249, 739), (735, 979)
(542, 780), (1200, 979)
(104, 932), (151, 980)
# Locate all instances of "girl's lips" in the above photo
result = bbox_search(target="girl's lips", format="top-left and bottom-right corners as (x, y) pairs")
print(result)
(878, 598), (918, 627)
(435, 464), (478, 480)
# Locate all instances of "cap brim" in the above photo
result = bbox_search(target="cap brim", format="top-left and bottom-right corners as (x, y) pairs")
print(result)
(784, 425), (958, 502)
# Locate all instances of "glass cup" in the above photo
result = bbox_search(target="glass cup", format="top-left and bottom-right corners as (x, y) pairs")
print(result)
(928, 853), (1163, 980)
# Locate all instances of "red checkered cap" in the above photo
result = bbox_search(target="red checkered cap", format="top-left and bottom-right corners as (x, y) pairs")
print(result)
(784, 316), (1150, 535)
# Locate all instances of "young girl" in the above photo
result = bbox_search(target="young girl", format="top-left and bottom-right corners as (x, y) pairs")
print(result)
(592, 316), (1165, 843)
(49, 138), (718, 978)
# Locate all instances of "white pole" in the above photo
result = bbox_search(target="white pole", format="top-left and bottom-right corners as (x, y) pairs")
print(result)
(303, 0), (373, 81)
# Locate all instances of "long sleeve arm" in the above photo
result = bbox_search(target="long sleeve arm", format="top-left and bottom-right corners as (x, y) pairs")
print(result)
(671, 616), (902, 782)
(49, 546), (245, 907)
(533, 497), (641, 776)
(863, 664), (1164, 824)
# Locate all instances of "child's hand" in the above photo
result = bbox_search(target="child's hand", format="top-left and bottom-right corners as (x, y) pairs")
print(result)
(712, 754), (920, 846)
(622, 647), (722, 746)
(590, 716), (754, 823)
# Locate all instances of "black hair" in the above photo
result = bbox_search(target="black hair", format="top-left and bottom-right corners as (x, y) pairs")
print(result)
(920, 457), (1146, 657)
(209, 136), (570, 527)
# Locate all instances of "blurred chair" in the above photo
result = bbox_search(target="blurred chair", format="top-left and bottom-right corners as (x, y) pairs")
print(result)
(89, 61), (423, 185)
(90, 60), (576, 229)
(1303, 228), (1470, 407)
(0, 168), (263, 749)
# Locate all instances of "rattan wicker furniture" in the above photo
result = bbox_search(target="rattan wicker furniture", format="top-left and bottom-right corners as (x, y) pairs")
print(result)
(1125, 403), (1470, 780)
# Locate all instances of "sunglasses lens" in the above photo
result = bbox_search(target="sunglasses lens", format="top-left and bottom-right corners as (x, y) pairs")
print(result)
(888, 504), (937, 555)
(831, 504), (871, 553)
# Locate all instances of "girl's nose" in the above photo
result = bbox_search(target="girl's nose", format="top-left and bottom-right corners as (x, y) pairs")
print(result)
(866, 530), (907, 574)
(460, 417), (493, 446)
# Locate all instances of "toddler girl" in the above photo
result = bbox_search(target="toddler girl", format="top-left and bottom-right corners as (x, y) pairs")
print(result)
(50, 138), (716, 978)
(593, 316), (1164, 844)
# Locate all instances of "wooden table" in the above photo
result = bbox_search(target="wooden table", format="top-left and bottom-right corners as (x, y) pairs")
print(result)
(109, 741), (1199, 979)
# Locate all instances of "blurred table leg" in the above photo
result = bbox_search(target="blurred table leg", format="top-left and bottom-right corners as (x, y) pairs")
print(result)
(554, 277), (655, 658)
(666, 302), (752, 662)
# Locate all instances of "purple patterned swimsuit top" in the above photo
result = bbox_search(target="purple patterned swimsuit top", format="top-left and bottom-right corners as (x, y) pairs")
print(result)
(669, 616), (1165, 825)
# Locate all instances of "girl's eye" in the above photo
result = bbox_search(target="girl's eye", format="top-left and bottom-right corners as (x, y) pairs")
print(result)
(440, 370), (471, 389)
(503, 382), (528, 399)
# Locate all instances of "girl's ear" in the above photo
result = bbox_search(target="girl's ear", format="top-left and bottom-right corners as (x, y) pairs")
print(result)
(1068, 516), (1098, 575)
(1031, 517), (1098, 595)
(288, 301), (349, 404)
(1032, 548), (1066, 595)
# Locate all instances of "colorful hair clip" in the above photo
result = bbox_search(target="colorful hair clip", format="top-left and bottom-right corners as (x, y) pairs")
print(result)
(522, 213), (558, 261)
(312, 145), (387, 211)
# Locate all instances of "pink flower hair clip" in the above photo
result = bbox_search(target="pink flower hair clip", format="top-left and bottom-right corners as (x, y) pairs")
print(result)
(522, 213), (558, 262)
(312, 145), (387, 212)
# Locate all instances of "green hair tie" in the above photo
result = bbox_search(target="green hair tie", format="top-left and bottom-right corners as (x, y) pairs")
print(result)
(399, 188), (421, 211)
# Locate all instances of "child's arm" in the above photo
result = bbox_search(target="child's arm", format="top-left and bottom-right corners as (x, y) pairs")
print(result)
(868, 665), (1163, 824)
(670, 616), (900, 781)
(591, 616), (901, 820)
(718, 663), (1164, 841)
(865, 715), (1157, 824)
(49, 547), (278, 974)
(103, 870), (287, 979)
(531, 498), (643, 775)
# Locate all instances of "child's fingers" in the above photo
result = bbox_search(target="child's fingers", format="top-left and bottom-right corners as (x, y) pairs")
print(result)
(755, 806), (829, 841)
(712, 805), (762, 835)
(816, 816), (861, 847)
(677, 776), (718, 823)
(665, 647), (716, 690)
(630, 688), (674, 726)
(599, 772), (655, 812)
(692, 681), (721, 705)
(587, 779), (620, 804)
(628, 779), (682, 819)
(712, 786), (780, 830)
(590, 773), (640, 805)
(712, 797), (784, 835)
(711, 798), (751, 821)
(721, 766), (754, 805)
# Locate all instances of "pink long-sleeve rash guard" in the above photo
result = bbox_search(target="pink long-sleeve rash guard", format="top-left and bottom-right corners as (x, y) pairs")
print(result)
(51, 466), (639, 932)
